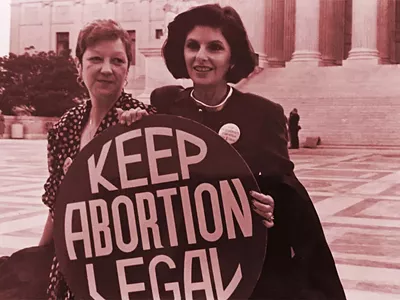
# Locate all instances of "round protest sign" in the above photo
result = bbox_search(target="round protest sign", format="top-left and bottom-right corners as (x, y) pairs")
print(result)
(54, 115), (267, 300)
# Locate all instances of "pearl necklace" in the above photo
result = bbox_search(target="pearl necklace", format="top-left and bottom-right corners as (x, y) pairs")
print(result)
(190, 86), (233, 112)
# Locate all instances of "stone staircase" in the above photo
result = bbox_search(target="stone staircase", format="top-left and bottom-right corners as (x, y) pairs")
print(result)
(238, 64), (400, 147)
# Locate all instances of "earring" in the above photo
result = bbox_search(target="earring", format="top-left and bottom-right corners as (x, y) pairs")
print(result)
(230, 64), (235, 70)
(121, 79), (128, 94)
(76, 76), (85, 88)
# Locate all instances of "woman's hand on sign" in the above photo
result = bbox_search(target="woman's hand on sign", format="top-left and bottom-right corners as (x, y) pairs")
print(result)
(250, 191), (275, 228)
(116, 108), (149, 126)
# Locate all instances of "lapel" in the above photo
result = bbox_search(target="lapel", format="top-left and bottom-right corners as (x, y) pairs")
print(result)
(169, 88), (203, 122)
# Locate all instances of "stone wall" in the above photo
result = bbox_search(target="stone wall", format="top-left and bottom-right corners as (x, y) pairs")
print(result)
(1, 116), (59, 139)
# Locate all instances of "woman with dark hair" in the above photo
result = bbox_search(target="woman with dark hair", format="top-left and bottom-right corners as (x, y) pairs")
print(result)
(148, 4), (346, 300)
(0, 19), (152, 299)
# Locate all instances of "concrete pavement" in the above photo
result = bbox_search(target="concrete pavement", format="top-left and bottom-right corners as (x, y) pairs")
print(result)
(0, 139), (399, 300)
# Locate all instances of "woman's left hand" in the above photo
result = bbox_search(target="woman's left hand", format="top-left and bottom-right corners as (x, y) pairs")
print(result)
(116, 107), (149, 126)
(250, 191), (275, 228)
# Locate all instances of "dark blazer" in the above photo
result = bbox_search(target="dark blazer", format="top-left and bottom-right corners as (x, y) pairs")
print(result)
(151, 86), (293, 177)
(151, 86), (346, 300)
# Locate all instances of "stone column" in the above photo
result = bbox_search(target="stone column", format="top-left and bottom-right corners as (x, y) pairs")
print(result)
(41, 1), (52, 51)
(319, 0), (346, 66)
(289, 0), (322, 66)
(265, 0), (285, 67)
(250, 0), (268, 68)
(345, 0), (379, 64)
(71, 1), (84, 56)
(140, 0), (152, 44)
(105, 0), (118, 19)
(221, 0), (268, 68)
(137, 42), (177, 104)
(10, 2), (21, 54)
(377, 0), (396, 64)
(283, 0), (295, 62)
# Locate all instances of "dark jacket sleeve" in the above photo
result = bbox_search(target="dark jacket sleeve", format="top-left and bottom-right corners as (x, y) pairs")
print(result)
(254, 174), (346, 300)
(261, 103), (294, 175)
(0, 244), (54, 299)
(258, 99), (294, 177)
(150, 85), (184, 114)
(251, 97), (345, 299)
(282, 174), (346, 300)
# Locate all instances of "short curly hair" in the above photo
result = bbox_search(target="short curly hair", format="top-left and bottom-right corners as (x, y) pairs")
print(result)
(75, 19), (133, 66)
(162, 4), (256, 84)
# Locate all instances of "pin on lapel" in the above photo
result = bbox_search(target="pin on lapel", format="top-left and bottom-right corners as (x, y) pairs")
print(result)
(218, 123), (241, 144)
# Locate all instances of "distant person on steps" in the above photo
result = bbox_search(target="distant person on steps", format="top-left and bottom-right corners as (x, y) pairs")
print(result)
(0, 110), (5, 138)
(289, 108), (301, 149)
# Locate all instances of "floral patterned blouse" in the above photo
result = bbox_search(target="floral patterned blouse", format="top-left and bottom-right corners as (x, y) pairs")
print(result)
(42, 92), (156, 299)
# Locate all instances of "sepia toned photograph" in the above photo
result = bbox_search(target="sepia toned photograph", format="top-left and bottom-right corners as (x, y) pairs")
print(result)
(0, 0), (399, 299)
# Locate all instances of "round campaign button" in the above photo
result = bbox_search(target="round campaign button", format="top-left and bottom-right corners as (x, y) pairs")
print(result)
(218, 123), (241, 144)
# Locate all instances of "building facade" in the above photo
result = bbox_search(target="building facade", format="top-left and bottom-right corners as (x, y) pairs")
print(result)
(9, 0), (400, 146)
(10, 0), (400, 71)
(10, 0), (219, 78)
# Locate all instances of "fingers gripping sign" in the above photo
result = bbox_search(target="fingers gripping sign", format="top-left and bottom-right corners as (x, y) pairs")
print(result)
(116, 107), (149, 126)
